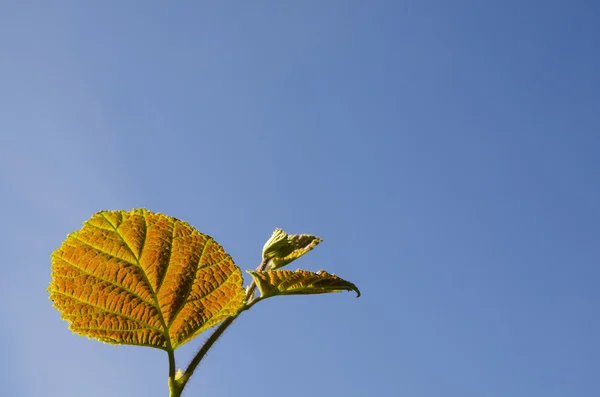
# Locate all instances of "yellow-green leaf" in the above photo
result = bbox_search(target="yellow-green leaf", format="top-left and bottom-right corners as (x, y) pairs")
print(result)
(247, 269), (360, 298)
(48, 209), (245, 350)
(262, 228), (322, 269)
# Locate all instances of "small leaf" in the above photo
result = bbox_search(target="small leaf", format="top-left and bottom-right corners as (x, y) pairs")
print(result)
(48, 209), (246, 350)
(247, 269), (360, 298)
(261, 228), (290, 260)
(262, 228), (322, 269)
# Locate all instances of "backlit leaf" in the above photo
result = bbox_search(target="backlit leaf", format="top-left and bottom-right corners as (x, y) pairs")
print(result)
(262, 228), (322, 269)
(48, 209), (245, 350)
(247, 269), (360, 298)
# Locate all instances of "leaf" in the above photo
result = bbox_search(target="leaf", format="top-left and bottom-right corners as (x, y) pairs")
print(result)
(262, 228), (322, 269)
(247, 269), (360, 298)
(48, 209), (245, 350)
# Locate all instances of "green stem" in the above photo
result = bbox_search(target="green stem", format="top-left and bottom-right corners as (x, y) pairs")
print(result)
(167, 349), (176, 378)
(167, 349), (180, 397)
(168, 376), (182, 397)
(176, 258), (269, 394)
(177, 316), (235, 391)
(245, 258), (269, 304)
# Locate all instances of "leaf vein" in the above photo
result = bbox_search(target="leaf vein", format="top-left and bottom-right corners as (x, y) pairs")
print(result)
(167, 237), (212, 327)
(53, 253), (156, 308)
(68, 236), (140, 269)
(184, 269), (238, 305)
(52, 290), (163, 333)
(155, 218), (176, 294)
(100, 211), (172, 344)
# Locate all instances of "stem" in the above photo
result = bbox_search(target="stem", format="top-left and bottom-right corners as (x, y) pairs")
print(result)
(177, 258), (269, 393)
(178, 316), (236, 390)
(245, 258), (269, 304)
(167, 349), (180, 397)
(167, 349), (176, 378)
(168, 377), (182, 397)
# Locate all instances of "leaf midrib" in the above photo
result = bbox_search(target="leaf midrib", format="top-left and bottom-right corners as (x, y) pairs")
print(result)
(165, 237), (212, 328)
(100, 211), (175, 351)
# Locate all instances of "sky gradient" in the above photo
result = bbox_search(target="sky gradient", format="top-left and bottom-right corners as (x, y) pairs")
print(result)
(1, 1), (599, 396)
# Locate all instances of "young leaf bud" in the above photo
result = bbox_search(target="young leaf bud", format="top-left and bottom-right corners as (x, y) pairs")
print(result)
(262, 228), (294, 260)
(261, 228), (322, 269)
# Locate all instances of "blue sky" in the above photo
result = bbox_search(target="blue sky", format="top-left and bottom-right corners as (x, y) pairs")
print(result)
(1, 1), (599, 396)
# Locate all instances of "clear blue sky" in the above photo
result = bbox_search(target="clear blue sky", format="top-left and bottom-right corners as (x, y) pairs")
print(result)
(1, 1), (599, 396)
